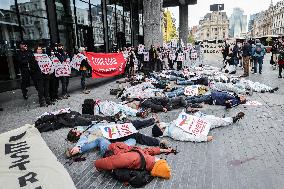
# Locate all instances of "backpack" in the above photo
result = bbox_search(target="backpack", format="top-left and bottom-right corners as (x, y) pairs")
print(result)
(256, 45), (262, 54)
(82, 99), (95, 115)
(110, 149), (154, 188)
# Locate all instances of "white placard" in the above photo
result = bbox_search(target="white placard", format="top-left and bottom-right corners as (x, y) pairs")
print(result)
(70, 53), (86, 71)
(184, 85), (199, 96)
(169, 53), (176, 60)
(138, 44), (144, 54)
(34, 53), (53, 74)
(177, 53), (184, 61)
(55, 58), (71, 77)
(100, 123), (137, 139)
(175, 112), (211, 136)
(143, 52), (149, 61)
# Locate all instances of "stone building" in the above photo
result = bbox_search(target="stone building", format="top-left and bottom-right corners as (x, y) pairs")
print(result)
(272, 0), (284, 35)
(198, 11), (229, 41)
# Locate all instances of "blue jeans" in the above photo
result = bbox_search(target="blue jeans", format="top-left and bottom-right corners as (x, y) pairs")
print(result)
(80, 137), (136, 156)
(165, 87), (185, 98)
(186, 94), (212, 104)
(176, 80), (194, 85)
(254, 57), (263, 73)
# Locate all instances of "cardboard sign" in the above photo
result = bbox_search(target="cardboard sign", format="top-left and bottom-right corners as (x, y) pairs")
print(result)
(177, 53), (184, 61)
(144, 52), (149, 61)
(169, 53), (176, 60)
(55, 58), (71, 77)
(171, 40), (177, 48)
(100, 123), (137, 139)
(34, 53), (53, 74)
(175, 112), (211, 136)
(70, 53), (86, 71)
(191, 52), (198, 59)
(184, 85), (199, 96)
(138, 44), (144, 54)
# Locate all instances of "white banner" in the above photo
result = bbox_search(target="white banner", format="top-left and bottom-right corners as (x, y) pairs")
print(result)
(191, 52), (198, 59)
(175, 112), (211, 136)
(100, 123), (137, 139)
(55, 58), (71, 77)
(171, 40), (177, 48)
(0, 125), (76, 189)
(34, 54), (53, 74)
(70, 53), (86, 71)
(143, 52), (149, 62)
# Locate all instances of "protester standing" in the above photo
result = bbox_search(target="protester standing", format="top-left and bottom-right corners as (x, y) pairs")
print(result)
(15, 41), (45, 106)
(252, 39), (266, 74)
(54, 43), (70, 99)
(78, 47), (91, 94)
(175, 48), (184, 70)
(241, 41), (252, 77)
(232, 42), (239, 66)
(222, 41), (230, 63)
(149, 45), (158, 72)
(278, 40), (284, 78)
(34, 45), (52, 106)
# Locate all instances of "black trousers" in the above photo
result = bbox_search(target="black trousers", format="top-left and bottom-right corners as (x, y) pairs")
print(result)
(20, 69), (44, 103)
(177, 61), (182, 70)
(42, 74), (50, 103)
(279, 64), (284, 76)
(110, 118), (160, 146)
(49, 73), (59, 100)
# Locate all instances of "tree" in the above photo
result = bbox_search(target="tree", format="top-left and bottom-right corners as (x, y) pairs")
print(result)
(266, 36), (272, 46)
(163, 9), (178, 42)
(188, 34), (195, 44)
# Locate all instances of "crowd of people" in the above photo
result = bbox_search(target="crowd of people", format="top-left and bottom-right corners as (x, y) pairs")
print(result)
(15, 41), (92, 107)
(30, 39), (281, 187)
(221, 36), (284, 78)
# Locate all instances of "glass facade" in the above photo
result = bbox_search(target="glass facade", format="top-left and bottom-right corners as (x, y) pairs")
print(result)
(0, 0), (143, 87)
(0, 0), (50, 82)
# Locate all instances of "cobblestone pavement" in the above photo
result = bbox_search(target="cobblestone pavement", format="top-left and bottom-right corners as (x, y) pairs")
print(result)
(0, 54), (284, 189)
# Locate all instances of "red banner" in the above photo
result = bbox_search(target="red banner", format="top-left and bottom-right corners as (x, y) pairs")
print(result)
(85, 52), (126, 78)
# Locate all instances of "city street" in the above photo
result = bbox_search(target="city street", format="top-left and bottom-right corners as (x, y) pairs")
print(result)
(0, 53), (284, 189)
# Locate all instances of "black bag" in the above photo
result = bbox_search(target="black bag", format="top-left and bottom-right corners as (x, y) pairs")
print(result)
(111, 149), (154, 188)
(82, 99), (95, 115)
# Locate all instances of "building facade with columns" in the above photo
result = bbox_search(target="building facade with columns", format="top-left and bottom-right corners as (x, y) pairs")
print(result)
(198, 11), (229, 41)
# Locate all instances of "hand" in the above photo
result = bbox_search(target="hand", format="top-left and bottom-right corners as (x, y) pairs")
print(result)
(207, 136), (213, 142)
(70, 147), (80, 155)
(161, 148), (173, 153)
(162, 108), (167, 112)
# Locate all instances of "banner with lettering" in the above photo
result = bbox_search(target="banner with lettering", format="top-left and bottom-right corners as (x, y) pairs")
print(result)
(0, 124), (76, 189)
(34, 54), (53, 74)
(100, 123), (137, 139)
(175, 112), (211, 136)
(85, 52), (126, 78)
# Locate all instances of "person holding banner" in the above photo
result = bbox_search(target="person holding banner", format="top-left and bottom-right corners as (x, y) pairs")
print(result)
(54, 43), (71, 99)
(152, 111), (245, 142)
(34, 45), (53, 106)
(149, 45), (158, 72)
(78, 47), (91, 94)
(175, 48), (184, 70)
(15, 41), (46, 106)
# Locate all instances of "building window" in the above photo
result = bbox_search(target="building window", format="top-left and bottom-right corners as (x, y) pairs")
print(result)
(91, 0), (104, 52)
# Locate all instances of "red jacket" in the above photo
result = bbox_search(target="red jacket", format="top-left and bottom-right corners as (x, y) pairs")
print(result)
(94, 142), (161, 171)
(278, 60), (284, 65)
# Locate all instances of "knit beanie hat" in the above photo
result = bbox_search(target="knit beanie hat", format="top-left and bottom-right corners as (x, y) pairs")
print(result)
(150, 159), (171, 179)
(152, 124), (163, 137)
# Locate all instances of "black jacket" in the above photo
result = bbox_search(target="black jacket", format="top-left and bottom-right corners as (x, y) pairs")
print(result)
(242, 43), (252, 57)
(15, 50), (41, 73)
